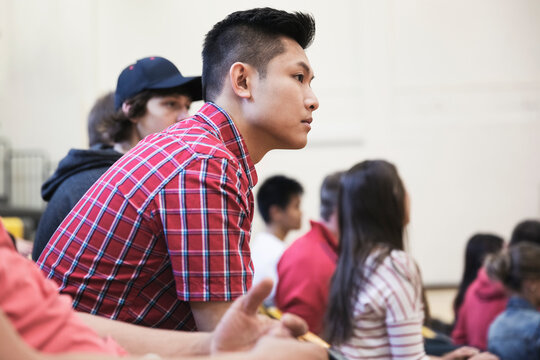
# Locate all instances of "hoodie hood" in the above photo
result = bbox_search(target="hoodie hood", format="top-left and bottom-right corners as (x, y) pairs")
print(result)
(474, 267), (507, 301)
(41, 147), (122, 201)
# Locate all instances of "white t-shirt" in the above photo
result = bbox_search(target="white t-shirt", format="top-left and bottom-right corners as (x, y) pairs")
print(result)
(250, 231), (285, 300)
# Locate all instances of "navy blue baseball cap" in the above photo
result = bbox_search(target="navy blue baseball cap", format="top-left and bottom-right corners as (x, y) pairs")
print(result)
(114, 56), (202, 110)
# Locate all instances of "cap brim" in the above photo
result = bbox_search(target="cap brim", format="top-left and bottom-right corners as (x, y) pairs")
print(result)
(148, 75), (203, 101)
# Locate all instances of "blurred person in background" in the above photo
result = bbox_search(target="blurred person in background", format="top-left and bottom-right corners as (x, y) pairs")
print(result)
(275, 171), (341, 335)
(251, 175), (304, 302)
(324, 160), (496, 360)
(453, 234), (505, 325)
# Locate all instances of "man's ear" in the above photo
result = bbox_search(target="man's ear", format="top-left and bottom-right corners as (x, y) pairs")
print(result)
(268, 205), (283, 224)
(229, 62), (253, 99)
(122, 102), (138, 123)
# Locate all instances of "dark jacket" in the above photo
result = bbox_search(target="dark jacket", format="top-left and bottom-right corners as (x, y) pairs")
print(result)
(33, 145), (122, 260)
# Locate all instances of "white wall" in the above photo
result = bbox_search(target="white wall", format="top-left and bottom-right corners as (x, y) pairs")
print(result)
(1, 0), (539, 285)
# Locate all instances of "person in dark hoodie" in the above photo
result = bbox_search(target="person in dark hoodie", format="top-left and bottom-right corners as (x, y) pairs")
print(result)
(452, 219), (540, 351)
(32, 56), (202, 260)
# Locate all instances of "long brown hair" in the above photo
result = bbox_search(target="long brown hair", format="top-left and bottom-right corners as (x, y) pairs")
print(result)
(324, 160), (407, 345)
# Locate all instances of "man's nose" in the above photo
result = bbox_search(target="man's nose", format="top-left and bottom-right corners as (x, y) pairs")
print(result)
(306, 88), (319, 111)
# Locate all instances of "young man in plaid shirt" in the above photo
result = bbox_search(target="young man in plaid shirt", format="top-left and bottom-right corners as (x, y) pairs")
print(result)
(38, 7), (319, 332)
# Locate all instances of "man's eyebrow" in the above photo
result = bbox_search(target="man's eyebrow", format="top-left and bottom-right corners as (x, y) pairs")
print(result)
(297, 61), (315, 80)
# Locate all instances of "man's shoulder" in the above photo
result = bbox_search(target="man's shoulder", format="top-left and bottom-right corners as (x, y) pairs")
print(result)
(147, 119), (239, 166)
(286, 227), (324, 250)
(120, 123), (237, 173)
(279, 229), (325, 266)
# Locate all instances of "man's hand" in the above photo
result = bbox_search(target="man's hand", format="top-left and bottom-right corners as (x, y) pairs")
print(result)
(440, 346), (484, 360)
(247, 336), (328, 360)
(468, 353), (499, 360)
(210, 278), (311, 353)
(437, 346), (499, 360)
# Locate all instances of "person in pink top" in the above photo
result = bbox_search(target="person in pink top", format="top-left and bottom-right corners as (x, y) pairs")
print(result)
(452, 268), (508, 350)
(453, 234), (504, 322)
(0, 217), (327, 359)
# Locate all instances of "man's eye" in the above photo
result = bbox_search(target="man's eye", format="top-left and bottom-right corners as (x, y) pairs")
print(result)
(294, 74), (304, 83)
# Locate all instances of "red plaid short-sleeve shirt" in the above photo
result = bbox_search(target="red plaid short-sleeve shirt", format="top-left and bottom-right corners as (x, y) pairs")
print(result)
(38, 103), (257, 330)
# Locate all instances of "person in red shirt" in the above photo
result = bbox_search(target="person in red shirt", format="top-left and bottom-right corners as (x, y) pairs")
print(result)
(275, 171), (342, 335)
(37, 7), (319, 332)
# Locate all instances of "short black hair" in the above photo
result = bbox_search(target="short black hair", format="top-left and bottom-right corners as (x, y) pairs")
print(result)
(256, 175), (304, 224)
(510, 219), (540, 246)
(202, 7), (316, 101)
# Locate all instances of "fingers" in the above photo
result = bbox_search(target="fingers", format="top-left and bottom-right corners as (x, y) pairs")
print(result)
(238, 278), (273, 315)
(280, 313), (308, 337)
(252, 336), (329, 360)
(266, 323), (294, 338)
(443, 346), (480, 359)
(456, 346), (479, 357)
(469, 352), (500, 360)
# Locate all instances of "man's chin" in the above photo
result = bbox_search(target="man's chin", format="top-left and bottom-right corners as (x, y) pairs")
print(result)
(272, 137), (308, 151)
(289, 138), (308, 150)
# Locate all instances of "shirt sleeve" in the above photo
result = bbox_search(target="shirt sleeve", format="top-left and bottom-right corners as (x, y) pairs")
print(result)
(161, 156), (253, 302)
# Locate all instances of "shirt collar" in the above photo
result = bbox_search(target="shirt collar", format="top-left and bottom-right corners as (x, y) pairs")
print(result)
(309, 220), (339, 252)
(196, 102), (258, 189)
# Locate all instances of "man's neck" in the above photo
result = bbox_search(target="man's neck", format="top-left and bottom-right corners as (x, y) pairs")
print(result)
(265, 224), (288, 242)
(212, 98), (269, 164)
(114, 125), (142, 154)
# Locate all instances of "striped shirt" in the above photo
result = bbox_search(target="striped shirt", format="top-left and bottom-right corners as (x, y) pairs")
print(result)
(337, 250), (428, 360)
(37, 102), (257, 330)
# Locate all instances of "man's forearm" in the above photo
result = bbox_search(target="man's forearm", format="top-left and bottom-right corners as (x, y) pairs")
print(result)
(190, 301), (232, 332)
(76, 312), (212, 357)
